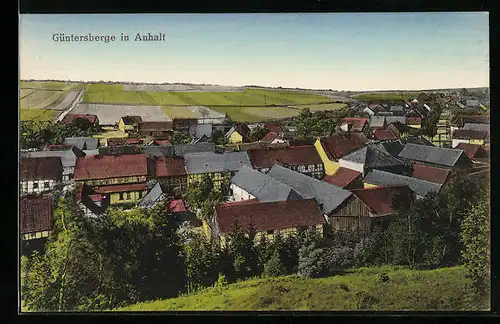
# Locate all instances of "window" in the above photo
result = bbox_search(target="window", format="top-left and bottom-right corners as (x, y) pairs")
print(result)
(33, 182), (38, 189)
(138, 191), (143, 198)
(120, 193), (124, 200)
(266, 229), (274, 235)
(44, 181), (50, 188)
(126, 193), (131, 200)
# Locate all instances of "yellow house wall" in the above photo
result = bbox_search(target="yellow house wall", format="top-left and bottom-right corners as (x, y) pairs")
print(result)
(81, 175), (147, 186)
(363, 182), (381, 189)
(188, 172), (226, 188)
(109, 190), (147, 205)
(408, 124), (421, 129)
(314, 139), (340, 176)
(470, 139), (484, 145)
(118, 119), (126, 132)
(228, 131), (243, 144)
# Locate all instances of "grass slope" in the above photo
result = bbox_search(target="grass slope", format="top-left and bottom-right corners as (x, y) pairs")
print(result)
(115, 266), (488, 311)
(20, 109), (58, 121)
(351, 92), (421, 101)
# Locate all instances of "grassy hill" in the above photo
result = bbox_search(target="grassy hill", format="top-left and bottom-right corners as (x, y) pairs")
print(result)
(114, 266), (489, 311)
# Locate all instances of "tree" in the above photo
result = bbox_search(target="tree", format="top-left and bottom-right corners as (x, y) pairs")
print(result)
(211, 130), (226, 145)
(170, 131), (192, 145)
(460, 191), (490, 294)
(225, 221), (260, 280)
(297, 229), (325, 278)
(263, 248), (287, 277)
(248, 126), (269, 142)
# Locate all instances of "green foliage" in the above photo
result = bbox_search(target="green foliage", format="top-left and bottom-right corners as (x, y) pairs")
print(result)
(20, 120), (100, 149)
(460, 194), (490, 294)
(170, 131), (192, 145)
(263, 249), (287, 277)
(297, 230), (326, 278)
(248, 126), (269, 142)
(210, 130), (227, 145)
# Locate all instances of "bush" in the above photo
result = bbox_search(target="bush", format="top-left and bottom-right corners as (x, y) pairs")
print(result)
(297, 242), (326, 278)
(324, 246), (355, 274)
(263, 249), (287, 277)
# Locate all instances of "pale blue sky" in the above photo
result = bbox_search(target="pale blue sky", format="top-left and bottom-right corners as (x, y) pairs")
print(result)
(19, 13), (489, 91)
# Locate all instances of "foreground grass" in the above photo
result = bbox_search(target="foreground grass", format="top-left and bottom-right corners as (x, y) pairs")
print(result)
(20, 109), (58, 121)
(115, 266), (488, 311)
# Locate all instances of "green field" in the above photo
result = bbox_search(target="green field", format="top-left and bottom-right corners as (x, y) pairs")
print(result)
(82, 84), (330, 107)
(207, 106), (300, 122)
(352, 92), (421, 101)
(20, 90), (65, 109)
(20, 109), (58, 121)
(114, 266), (488, 311)
(291, 103), (347, 111)
(20, 81), (69, 90)
(162, 106), (203, 119)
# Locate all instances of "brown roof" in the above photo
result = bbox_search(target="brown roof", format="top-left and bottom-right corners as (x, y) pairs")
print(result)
(264, 123), (284, 135)
(372, 129), (398, 141)
(406, 117), (422, 125)
(215, 199), (325, 234)
(153, 139), (171, 146)
(138, 121), (173, 132)
(151, 156), (186, 177)
(455, 143), (488, 160)
(107, 138), (143, 146)
(92, 183), (148, 194)
(319, 133), (368, 160)
(340, 118), (368, 132)
(322, 168), (361, 188)
(452, 129), (487, 140)
(60, 114), (98, 124)
(260, 132), (280, 143)
(234, 123), (251, 139)
(20, 157), (62, 181)
(20, 195), (52, 234)
(173, 118), (198, 129)
(351, 186), (410, 216)
(248, 145), (322, 169)
(121, 116), (142, 125)
(411, 164), (450, 185)
(73, 154), (149, 180)
(458, 115), (490, 126)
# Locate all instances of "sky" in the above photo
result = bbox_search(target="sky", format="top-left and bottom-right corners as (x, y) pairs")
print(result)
(19, 13), (489, 91)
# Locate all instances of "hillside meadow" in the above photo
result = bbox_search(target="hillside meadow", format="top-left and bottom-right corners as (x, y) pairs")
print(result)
(114, 266), (489, 312)
(20, 109), (58, 121)
(351, 92), (421, 101)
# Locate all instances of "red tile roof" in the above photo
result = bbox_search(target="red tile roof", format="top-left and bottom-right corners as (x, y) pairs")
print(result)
(411, 164), (450, 185)
(455, 143), (488, 160)
(215, 199), (325, 234)
(20, 195), (52, 234)
(406, 117), (422, 125)
(351, 186), (410, 216)
(89, 194), (104, 201)
(169, 199), (187, 213)
(452, 129), (487, 140)
(153, 139), (171, 146)
(152, 156), (186, 177)
(319, 133), (368, 160)
(340, 118), (368, 132)
(264, 123), (284, 135)
(107, 138), (143, 146)
(92, 183), (148, 194)
(322, 168), (361, 188)
(60, 114), (98, 124)
(234, 123), (251, 138)
(260, 132), (280, 143)
(73, 154), (149, 180)
(249, 146), (322, 169)
(372, 129), (398, 141)
(458, 115), (490, 126)
(138, 121), (173, 132)
(20, 157), (62, 181)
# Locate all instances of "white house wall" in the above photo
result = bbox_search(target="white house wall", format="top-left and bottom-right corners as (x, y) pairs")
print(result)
(339, 159), (364, 174)
(230, 184), (256, 201)
(452, 139), (469, 148)
(20, 179), (56, 195)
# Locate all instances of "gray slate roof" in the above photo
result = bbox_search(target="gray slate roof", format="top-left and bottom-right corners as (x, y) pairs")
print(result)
(462, 123), (490, 141)
(398, 143), (465, 167)
(196, 124), (213, 138)
(364, 169), (442, 198)
(466, 99), (480, 107)
(390, 105), (405, 112)
(139, 182), (165, 208)
(82, 149), (99, 156)
(24, 146), (85, 174)
(370, 116), (386, 128)
(174, 142), (215, 157)
(385, 116), (406, 125)
(184, 151), (251, 174)
(341, 145), (406, 169)
(63, 137), (99, 150)
(266, 164), (352, 215)
(231, 165), (303, 202)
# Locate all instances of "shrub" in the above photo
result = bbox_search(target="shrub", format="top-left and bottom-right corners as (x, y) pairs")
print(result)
(324, 246), (355, 274)
(263, 249), (287, 277)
